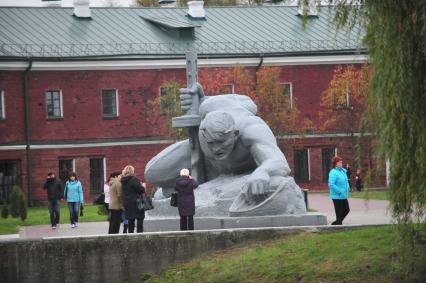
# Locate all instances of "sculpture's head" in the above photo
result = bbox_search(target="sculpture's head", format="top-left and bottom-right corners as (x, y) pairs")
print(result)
(199, 111), (239, 160)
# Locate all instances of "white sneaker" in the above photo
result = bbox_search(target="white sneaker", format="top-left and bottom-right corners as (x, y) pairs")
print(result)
(52, 226), (56, 230)
(71, 224), (75, 228)
(75, 222), (78, 227)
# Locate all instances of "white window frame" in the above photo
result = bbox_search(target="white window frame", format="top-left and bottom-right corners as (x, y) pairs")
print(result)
(103, 157), (107, 183)
(307, 148), (311, 181)
(280, 82), (293, 109)
(221, 83), (235, 94)
(0, 90), (5, 119)
(345, 86), (350, 108)
(101, 88), (119, 118)
(45, 90), (63, 119)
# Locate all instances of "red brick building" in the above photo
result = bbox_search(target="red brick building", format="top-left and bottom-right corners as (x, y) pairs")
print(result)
(0, 4), (385, 205)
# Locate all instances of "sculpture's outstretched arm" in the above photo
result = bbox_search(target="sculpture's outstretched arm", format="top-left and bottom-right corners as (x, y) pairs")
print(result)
(239, 118), (290, 202)
(144, 140), (191, 189)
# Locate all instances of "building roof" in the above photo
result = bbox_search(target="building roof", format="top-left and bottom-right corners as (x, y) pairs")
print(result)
(0, 6), (364, 59)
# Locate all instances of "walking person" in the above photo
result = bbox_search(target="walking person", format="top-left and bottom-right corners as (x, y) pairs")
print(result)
(108, 172), (123, 234)
(355, 169), (363, 192)
(121, 165), (145, 233)
(42, 172), (63, 229)
(175, 168), (199, 231)
(328, 156), (350, 225)
(64, 172), (84, 228)
(345, 163), (352, 191)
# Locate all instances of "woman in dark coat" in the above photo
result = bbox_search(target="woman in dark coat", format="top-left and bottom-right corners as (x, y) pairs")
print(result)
(175, 168), (199, 231)
(121, 165), (146, 233)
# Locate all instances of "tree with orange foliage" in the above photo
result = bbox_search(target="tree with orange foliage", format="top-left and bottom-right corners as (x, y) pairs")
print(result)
(319, 64), (371, 133)
(255, 66), (302, 134)
(146, 65), (305, 139)
(145, 79), (186, 141)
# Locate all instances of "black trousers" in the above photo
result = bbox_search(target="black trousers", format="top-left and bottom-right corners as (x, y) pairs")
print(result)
(180, 215), (194, 231)
(47, 200), (60, 226)
(128, 217), (144, 233)
(108, 209), (122, 234)
(332, 199), (350, 225)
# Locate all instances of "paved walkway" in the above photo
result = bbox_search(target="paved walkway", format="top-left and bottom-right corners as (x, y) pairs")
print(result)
(308, 193), (393, 225)
(3, 193), (393, 240)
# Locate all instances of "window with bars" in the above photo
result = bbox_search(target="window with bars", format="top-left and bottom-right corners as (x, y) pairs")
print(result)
(101, 89), (118, 118)
(281, 82), (292, 109)
(333, 87), (350, 110)
(294, 148), (309, 182)
(90, 158), (104, 194)
(59, 159), (74, 186)
(45, 90), (62, 118)
(219, 83), (235, 94)
(322, 147), (336, 182)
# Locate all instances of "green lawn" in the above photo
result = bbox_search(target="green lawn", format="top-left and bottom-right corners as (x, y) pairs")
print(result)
(318, 189), (390, 201)
(0, 204), (107, 234)
(145, 226), (425, 283)
(349, 189), (390, 201)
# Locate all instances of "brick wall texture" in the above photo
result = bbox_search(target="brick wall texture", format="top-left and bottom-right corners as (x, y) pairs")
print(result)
(0, 64), (386, 203)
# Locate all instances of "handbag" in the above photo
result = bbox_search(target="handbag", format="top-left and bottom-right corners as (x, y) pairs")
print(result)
(80, 204), (84, 217)
(136, 194), (154, 211)
(170, 192), (178, 207)
(142, 194), (154, 211)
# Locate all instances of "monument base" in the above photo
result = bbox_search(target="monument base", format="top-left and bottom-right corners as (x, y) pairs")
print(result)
(144, 213), (327, 232)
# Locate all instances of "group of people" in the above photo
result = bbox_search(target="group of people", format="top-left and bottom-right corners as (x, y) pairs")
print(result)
(103, 165), (147, 234)
(43, 165), (199, 233)
(344, 163), (363, 192)
(328, 156), (363, 225)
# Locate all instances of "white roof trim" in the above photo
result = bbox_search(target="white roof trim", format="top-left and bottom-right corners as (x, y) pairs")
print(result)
(0, 139), (170, 151)
(0, 132), (373, 151)
(0, 54), (367, 71)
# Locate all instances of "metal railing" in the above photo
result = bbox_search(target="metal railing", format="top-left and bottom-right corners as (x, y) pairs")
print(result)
(0, 39), (363, 58)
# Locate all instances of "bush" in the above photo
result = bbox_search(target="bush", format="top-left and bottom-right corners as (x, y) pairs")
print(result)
(19, 197), (27, 221)
(9, 185), (26, 220)
(97, 204), (108, 216)
(1, 205), (8, 219)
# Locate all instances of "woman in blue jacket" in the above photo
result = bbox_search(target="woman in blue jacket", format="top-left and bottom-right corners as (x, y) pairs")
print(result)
(64, 172), (84, 228)
(328, 156), (350, 225)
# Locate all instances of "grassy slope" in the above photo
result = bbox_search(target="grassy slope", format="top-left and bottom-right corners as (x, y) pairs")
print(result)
(147, 226), (408, 283)
(0, 204), (106, 234)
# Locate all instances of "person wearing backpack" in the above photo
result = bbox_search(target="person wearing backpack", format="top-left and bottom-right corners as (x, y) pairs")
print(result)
(64, 172), (84, 228)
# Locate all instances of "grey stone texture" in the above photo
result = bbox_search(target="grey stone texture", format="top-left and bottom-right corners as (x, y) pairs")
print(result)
(145, 91), (307, 216)
(0, 225), (377, 283)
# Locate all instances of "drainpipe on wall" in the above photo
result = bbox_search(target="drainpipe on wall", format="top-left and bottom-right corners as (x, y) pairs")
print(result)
(23, 58), (33, 207)
(256, 53), (264, 71)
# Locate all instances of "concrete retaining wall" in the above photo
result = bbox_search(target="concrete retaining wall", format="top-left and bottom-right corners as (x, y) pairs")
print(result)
(0, 225), (363, 283)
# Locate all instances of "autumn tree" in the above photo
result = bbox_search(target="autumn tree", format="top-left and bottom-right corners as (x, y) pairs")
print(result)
(319, 64), (371, 132)
(135, 0), (160, 7)
(177, 0), (237, 7)
(145, 79), (186, 141)
(148, 66), (306, 139)
(320, 1), (426, 279)
(255, 67), (302, 134)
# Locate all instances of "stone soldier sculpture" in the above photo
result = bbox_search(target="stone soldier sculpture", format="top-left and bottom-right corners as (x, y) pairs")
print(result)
(145, 61), (306, 216)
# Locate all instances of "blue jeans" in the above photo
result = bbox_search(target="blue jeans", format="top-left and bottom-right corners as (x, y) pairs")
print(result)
(68, 202), (80, 224)
(47, 200), (60, 226)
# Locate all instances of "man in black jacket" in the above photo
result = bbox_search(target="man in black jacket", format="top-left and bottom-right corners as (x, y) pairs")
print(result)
(43, 172), (63, 229)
